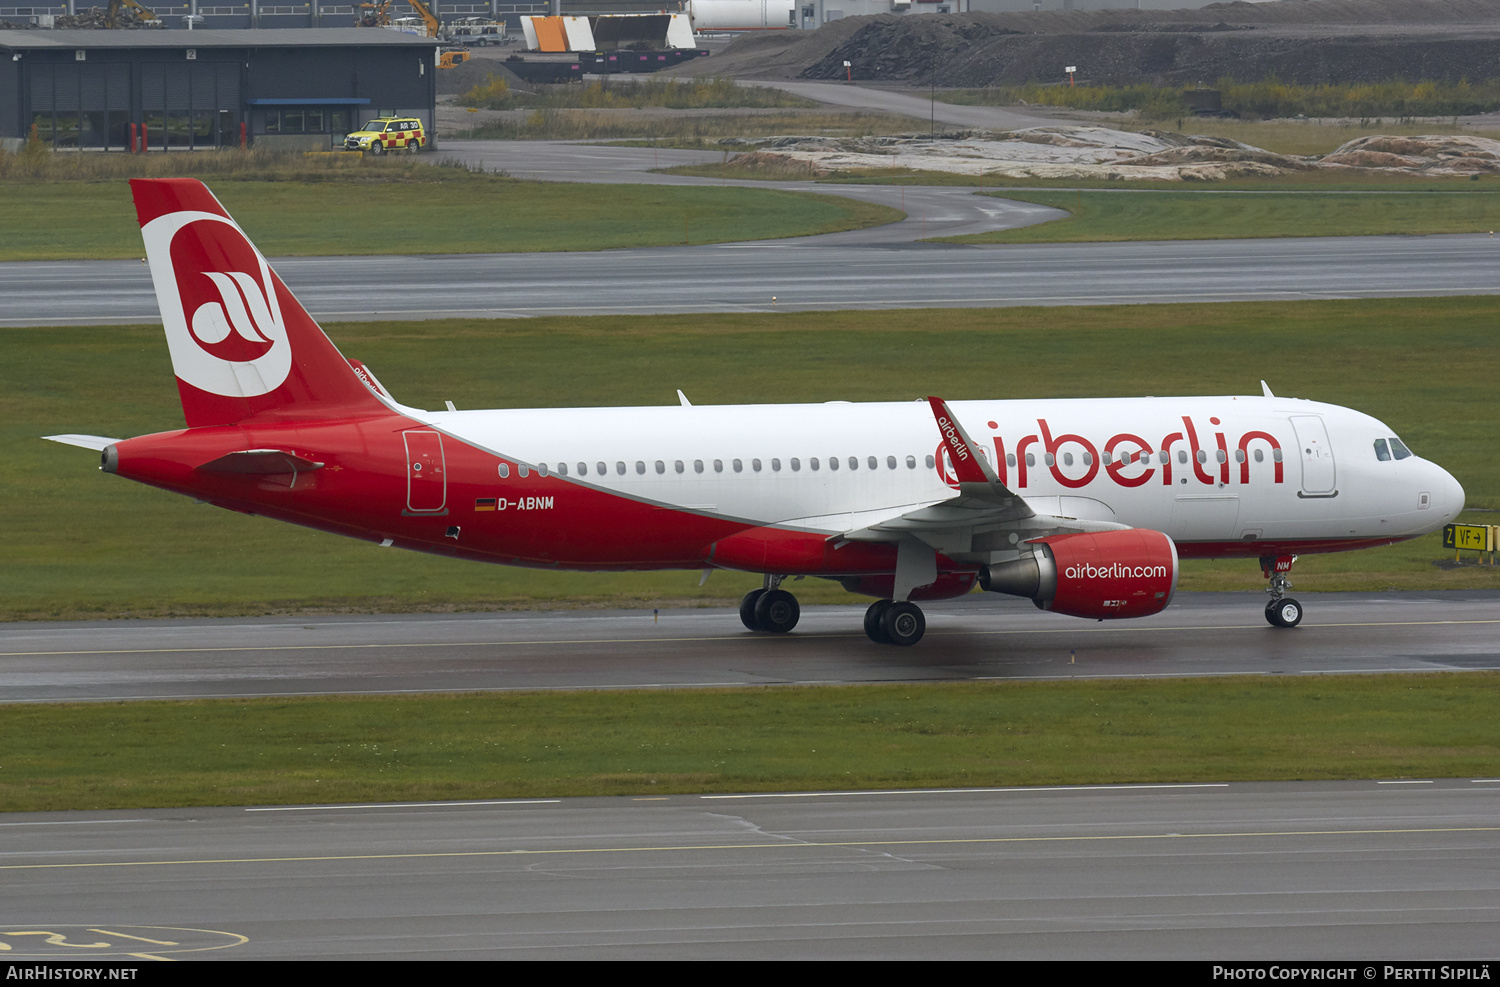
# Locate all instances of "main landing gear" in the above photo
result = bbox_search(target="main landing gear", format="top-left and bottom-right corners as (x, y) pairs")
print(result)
(863, 599), (926, 647)
(739, 576), (800, 634)
(1262, 554), (1303, 628)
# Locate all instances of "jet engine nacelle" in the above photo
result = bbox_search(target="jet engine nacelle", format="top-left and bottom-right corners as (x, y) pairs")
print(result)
(980, 529), (1179, 619)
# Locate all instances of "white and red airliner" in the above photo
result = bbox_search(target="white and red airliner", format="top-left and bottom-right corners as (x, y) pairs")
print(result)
(47, 179), (1466, 645)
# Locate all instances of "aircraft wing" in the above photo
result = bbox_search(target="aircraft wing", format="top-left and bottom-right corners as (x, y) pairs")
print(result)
(841, 398), (1123, 554)
(850, 396), (1034, 537)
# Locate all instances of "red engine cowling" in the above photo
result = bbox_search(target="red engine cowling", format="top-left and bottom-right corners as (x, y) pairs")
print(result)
(980, 529), (1178, 619)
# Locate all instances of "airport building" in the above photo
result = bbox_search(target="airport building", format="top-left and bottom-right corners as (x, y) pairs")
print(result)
(0, 28), (437, 150)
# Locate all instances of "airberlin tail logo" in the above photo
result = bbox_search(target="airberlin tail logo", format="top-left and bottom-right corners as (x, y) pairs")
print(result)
(141, 210), (292, 397)
(189, 271), (278, 361)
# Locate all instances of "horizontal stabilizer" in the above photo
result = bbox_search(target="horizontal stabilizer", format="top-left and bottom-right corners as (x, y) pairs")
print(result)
(43, 434), (121, 451)
(197, 449), (325, 475)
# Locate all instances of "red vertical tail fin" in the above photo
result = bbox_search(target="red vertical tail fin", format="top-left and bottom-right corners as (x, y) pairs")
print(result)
(132, 178), (390, 428)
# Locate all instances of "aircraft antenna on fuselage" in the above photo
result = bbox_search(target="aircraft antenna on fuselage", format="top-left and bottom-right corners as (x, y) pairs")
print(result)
(1261, 380), (1275, 398)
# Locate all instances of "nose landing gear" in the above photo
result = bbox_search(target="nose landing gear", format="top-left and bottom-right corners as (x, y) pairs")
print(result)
(1261, 554), (1303, 628)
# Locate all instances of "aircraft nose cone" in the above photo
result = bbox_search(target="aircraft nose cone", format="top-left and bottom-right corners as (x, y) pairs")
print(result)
(1443, 468), (1466, 519)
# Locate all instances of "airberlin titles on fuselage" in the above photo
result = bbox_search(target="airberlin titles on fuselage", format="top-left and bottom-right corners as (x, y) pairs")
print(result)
(940, 415), (1284, 491)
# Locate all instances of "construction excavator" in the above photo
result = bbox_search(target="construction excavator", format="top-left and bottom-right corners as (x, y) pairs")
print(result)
(355, 0), (439, 38)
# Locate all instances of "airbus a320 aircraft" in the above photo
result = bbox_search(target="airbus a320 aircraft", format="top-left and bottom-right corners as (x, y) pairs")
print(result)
(47, 179), (1465, 646)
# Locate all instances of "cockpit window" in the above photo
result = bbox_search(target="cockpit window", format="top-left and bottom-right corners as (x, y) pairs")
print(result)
(1373, 438), (1391, 462)
(1389, 437), (1413, 460)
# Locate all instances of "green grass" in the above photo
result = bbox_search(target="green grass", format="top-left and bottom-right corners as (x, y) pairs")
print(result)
(3, 674), (1496, 811)
(939, 189), (1500, 244)
(4, 298), (1498, 620)
(0, 176), (901, 261)
(939, 78), (1500, 127)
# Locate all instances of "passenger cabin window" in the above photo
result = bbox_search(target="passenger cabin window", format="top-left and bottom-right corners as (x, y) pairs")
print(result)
(518, 465), (530, 477)
(596, 462), (606, 476)
(714, 459), (723, 473)
(537, 463), (548, 477)
(694, 460), (704, 473)
(886, 456), (896, 470)
(655, 460), (665, 474)
(925, 455), (935, 469)
(498, 463), (510, 478)
(616, 461), (626, 475)
(791, 458), (800, 471)
(733, 459), (743, 473)
(810, 458), (820, 471)
(635, 461), (646, 475)
(907, 455), (917, 469)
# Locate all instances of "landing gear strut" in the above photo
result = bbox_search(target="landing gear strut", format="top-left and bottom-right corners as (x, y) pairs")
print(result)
(863, 598), (926, 646)
(1261, 554), (1303, 628)
(739, 576), (800, 634)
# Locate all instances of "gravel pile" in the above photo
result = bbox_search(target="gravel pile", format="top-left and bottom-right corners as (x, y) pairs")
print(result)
(697, 0), (1500, 87)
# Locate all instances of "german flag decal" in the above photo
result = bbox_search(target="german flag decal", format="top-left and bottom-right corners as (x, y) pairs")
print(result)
(474, 498), (498, 512)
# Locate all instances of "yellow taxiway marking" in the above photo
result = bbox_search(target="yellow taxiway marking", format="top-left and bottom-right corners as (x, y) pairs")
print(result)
(3, 826), (1497, 872)
(5, 618), (1500, 658)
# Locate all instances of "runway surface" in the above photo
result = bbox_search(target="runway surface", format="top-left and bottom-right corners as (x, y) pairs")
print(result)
(7, 137), (1500, 325)
(7, 231), (1500, 326)
(4, 781), (1497, 959)
(2, 592), (1497, 704)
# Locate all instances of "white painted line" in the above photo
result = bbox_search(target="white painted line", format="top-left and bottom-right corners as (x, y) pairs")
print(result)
(1377, 780), (1434, 785)
(244, 799), (561, 812)
(701, 783), (1229, 800)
